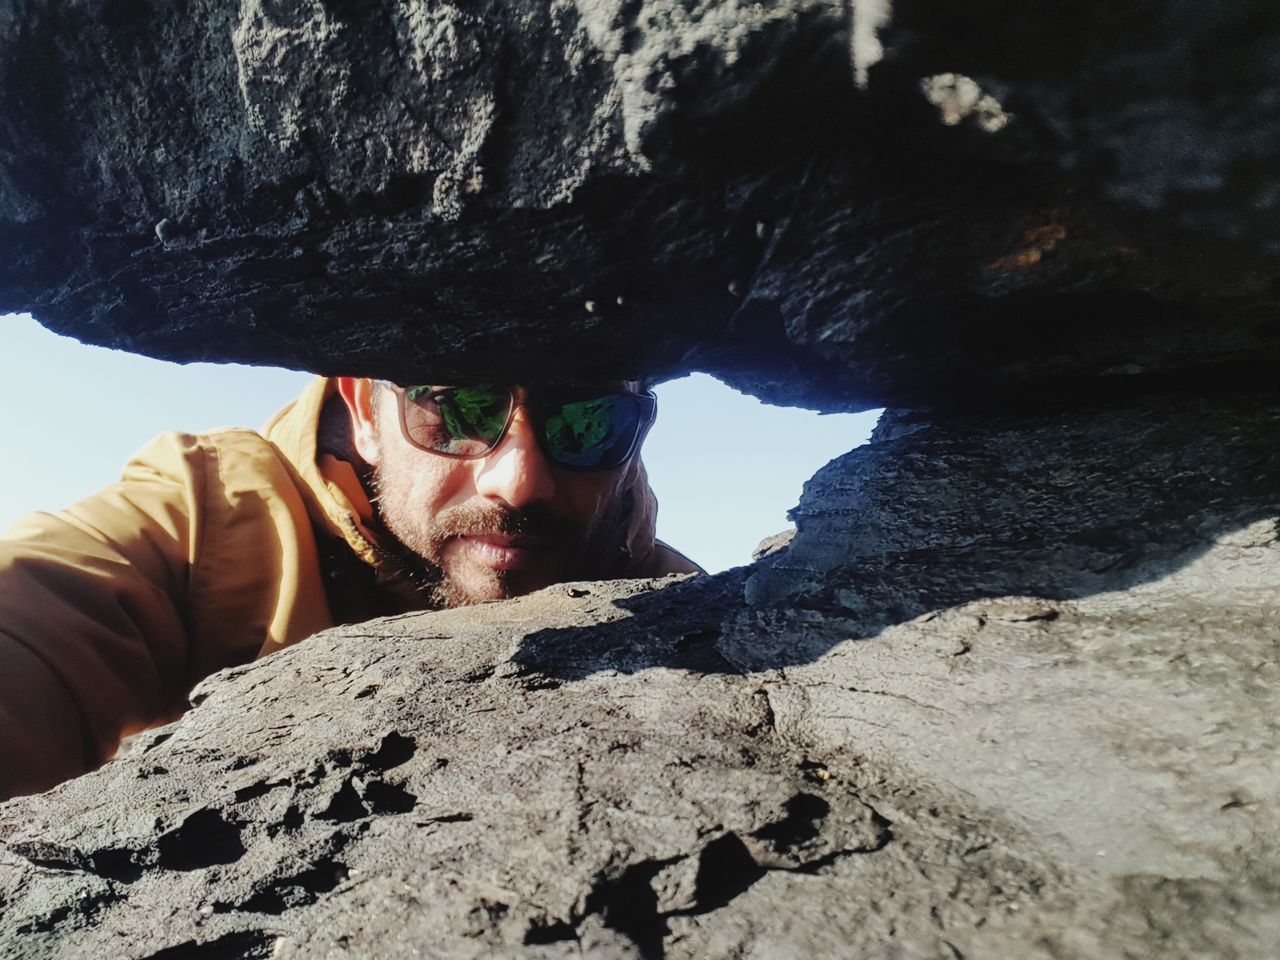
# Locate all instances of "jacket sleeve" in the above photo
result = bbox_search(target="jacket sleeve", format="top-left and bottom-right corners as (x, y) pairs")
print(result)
(0, 432), (203, 801)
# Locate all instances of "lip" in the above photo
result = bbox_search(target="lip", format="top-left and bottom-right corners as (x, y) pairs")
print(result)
(459, 534), (554, 571)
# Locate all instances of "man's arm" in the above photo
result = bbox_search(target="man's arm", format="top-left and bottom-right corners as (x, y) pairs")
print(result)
(0, 433), (200, 800)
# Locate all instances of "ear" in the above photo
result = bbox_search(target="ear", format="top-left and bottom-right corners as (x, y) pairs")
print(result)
(335, 376), (383, 466)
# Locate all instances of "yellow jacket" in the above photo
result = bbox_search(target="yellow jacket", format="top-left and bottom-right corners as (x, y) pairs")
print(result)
(0, 378), (696, 799)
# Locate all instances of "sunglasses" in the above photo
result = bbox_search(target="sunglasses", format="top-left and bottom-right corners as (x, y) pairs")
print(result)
(388, 383), (657, 471)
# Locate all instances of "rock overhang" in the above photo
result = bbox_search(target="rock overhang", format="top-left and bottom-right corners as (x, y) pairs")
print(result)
(4, 6), (1280, 954)
(2, 0), (1279, 412)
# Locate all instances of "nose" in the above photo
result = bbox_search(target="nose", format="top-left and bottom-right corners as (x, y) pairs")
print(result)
(473, 404), (556, 507)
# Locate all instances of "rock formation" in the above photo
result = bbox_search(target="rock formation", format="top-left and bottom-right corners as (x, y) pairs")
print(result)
(2, 2), (1279, 958)
(3, 0), (1280, 407)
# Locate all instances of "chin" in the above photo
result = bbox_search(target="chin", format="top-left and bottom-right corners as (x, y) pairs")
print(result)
(442, 566), (555, 607)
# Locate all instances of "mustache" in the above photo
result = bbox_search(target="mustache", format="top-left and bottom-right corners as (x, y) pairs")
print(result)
(426, 501), (572, 544)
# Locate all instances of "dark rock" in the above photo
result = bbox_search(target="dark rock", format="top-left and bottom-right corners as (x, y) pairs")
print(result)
(2, 3), (1278, 956)
(3, 388), (1277, 958)
(3, 2), (1280, 408)
(890, 1), (1280, 246)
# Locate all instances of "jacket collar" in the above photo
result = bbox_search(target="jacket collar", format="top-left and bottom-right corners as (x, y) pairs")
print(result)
(261, 377), (385, 569)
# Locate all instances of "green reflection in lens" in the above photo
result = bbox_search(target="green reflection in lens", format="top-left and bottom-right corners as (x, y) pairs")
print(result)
(545, 396), (630, 466)
(437, 385), (509, 445)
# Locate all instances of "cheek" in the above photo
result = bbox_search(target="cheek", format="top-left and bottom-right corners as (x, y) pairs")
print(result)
(417, 464), (475, 514)
(558, 471), (628, 528)
(380, 441), (475, 512)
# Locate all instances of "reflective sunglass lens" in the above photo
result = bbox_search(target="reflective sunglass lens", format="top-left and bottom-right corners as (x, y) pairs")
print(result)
(403, 384), (511, 456)
(543, 395), (642, 468)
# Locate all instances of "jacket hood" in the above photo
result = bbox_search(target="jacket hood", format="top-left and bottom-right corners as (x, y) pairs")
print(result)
(261, 378), (385, 569)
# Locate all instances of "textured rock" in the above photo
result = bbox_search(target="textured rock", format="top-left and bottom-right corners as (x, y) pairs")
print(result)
(890, 1), (1280, 245)
(3, 1), (1280, 408)
(3, 2), (1279, 955)
(3, 389), (1277, 958)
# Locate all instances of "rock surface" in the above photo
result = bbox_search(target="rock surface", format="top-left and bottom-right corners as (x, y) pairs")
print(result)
(3, 2), (1279, 956)
(3, 1), (1280, 407)
(3, 388), (1277, 958)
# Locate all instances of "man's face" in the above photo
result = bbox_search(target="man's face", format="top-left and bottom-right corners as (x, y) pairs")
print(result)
(353, 381), (648, 607)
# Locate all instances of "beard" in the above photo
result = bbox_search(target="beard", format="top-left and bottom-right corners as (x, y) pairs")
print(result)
(367, 462), (637, 610)
(369, 468), (561, 607)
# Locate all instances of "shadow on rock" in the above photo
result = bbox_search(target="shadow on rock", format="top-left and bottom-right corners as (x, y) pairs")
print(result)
(516, 387), (1280, 677)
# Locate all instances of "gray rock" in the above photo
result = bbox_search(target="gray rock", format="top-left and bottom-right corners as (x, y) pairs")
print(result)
(2, 2), (1278, 956)
(3, 2), (1280, 407)
(750, 528), (794, 561)
(3, 389), (1277, 958)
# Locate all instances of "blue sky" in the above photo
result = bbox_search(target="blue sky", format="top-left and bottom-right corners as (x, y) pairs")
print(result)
(1, 312), (879, 573)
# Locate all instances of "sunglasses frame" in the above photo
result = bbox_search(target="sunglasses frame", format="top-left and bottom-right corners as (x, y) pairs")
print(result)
(387, 383), (657, 472)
